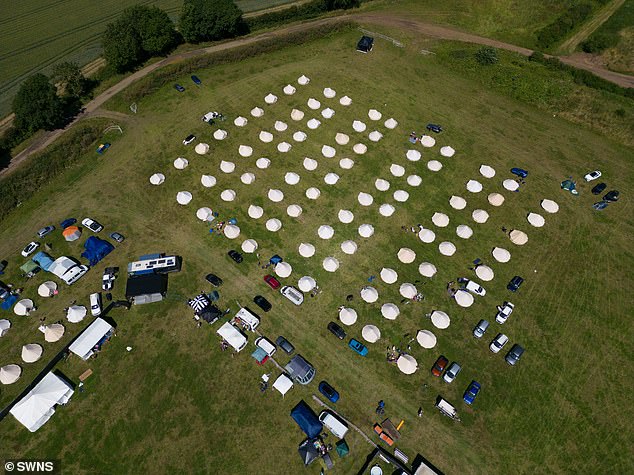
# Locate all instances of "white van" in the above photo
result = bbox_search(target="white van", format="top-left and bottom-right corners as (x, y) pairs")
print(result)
(235, 307), (260, 332)
(89, 292), (102, 316)
(280, 286), (304, 306)
(319, 410), (349, 439)
(217, 322), (247, 352)
(255, 336), (276, 357)
(435, 397), (459, 420)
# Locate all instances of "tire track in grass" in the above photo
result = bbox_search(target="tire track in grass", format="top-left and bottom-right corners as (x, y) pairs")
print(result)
(0, 0), (73, 27)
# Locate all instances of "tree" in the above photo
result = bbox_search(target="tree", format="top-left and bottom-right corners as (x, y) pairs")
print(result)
(180, 0), (244, 43)
(324, 0), (360, 10)
(475, 47), (498, 65)
(52, 62), (86, 97)
(102, 20), (143, 72)
(12, 74), (65, 132)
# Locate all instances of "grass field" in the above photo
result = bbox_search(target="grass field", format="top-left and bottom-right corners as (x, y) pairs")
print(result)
(588, 0), (634, 73)
(1, 26), (633, 475)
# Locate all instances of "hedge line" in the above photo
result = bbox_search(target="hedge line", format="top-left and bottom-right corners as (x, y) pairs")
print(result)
(536, 3), (594, 49)
(245, 0), (328, 31)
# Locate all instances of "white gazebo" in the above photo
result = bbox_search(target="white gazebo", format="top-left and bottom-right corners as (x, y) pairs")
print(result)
(273, 374), (293, 397)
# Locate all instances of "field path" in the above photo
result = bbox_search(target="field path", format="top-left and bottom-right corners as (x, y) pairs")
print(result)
(556, 0), (625, 55)
(3, 13), (633, 177)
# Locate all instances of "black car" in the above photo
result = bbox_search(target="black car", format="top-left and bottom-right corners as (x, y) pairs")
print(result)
(426, 123), (443, 133)
(253, 295), (272, 312)
(591, 182), (607, 195)
(505, 344), (525, 366)
(191, 75), (201, 85)
(276, 336), (295, 354)
(109, 232), (125, 243)
(356, 35), (374, 53)
(603, 190), (620, 202)
(327, 321), (346, 340)
(507, 276), (524, 292)
(205, 273), (223, 287)
(227, 250), (243, 263)
(174, 84), (185, 92)
(182, 134), (196, 145)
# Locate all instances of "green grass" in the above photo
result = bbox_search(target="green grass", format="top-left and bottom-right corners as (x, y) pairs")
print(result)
(1, 27), (633, 475)
(586, 0), (634, 73)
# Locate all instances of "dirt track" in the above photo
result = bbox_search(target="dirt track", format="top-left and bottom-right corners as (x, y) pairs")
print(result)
(3, 13), (632, 177)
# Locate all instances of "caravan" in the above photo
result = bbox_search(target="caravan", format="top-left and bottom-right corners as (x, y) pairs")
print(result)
(217, 322), (248, 352)
(235, 307), (260, 331)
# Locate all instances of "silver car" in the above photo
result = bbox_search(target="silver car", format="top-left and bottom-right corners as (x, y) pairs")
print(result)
(490, 333), (509, 354)
(443, 362), (462, 383)
(473, 319), (489, 338)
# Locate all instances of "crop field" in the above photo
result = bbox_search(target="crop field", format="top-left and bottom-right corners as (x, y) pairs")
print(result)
(0, 26), (633, 475)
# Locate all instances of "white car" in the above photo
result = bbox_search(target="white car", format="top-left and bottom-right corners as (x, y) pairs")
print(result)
(21, 241), (40, 257)
(465, 279), (486, 296)
(82, 217), (103, 233)
(442, 362), (462, 384)
(255, 336), (276, 357)
(89, 292), (102, 316)
(490, 333), (509, 354)
(584, 170), (602, 182)
(495, 302), (515, 324)
(102, 272), (115, 291)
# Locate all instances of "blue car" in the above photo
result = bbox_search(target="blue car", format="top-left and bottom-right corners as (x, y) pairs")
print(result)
(348, 338), (368, 356)
(60, 218), (77, 229)
(318, 380), (340, 403)
(174, 84), (185, 92)
(191, 75), (202, 85)
(463, 380), (481, 405)
(426, 123), (443, 133)
(511, 168), (528, 178)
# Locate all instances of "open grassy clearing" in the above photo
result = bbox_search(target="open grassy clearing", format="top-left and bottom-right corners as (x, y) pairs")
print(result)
(1, 27), (633, 475)
(589, 0), (634, 73)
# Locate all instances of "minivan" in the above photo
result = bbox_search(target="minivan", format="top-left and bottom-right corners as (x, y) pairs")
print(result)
(280, 285), (304, 306)
(319, 410), (349, 438)
(235, 307), (260, 331)
(89, 292), (102, 316)
(255, 336), (276, 357)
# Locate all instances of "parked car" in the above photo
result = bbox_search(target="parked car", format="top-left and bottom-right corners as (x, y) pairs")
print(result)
(463, 380), (481, 405)
(182, 134), (196, 145)
(327, 321), (346, 340)
(21, 241), (40, 257)
(109, 232), (125, 243)
(593, 201), (608, 211)
(584, 170), (602, 182)
(505, 344), (525, 366)
(276, 336), (294, 354)
(356, 35), (374, 53)
(255, 336), (276, 357)
(37, 226), (55, 238)
(443, 362), (462, 383)
(89, 292), (102, 316)
(603, 190), (620, 202)
(60, 218), (77, 229)
(591, 182), (607, 195)
(465, 279), (486, 296)
(495, 302), (515, 324)
(227, 250), (243, 263)
(507, 276), (524, 292)
(473, 319), (489, 338)
(191, 75), (202, 85)
(280, 285), (303, 305)
(318, 381), (340, 403)
(81, 217), (103, 233)
(205, 273), (223, 287)
(490, 333), (509, 354)
(96, 143), (111, 154)
(253, 295), (272, 312)
(348, 338), (368, 356)
(511, 168), (528, 178)
(426, 123), (442, 133)
(264, 274), (281, 289)
(102, 270), (115, 291)
(431, 355), (449, 377)
(174, 84), (185, 92)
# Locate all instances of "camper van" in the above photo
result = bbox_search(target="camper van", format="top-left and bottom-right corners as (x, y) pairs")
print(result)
(235, 307), (260, 331)
(217, 322), (248, 352)
(435, 396), (460, 420)
(319, 410), (349, 438)
(280, 285), (304, 306)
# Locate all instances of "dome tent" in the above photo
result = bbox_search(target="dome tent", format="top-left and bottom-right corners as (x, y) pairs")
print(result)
(317, 225), (335, 240)
(399, 283), (417, 299)
(416, 330), (437, 348)
(213, 129), (227, 140)
(307, 98), (320, 110)
(509, 229), (528, 245)
(418, 228), (436, 243)
(369, 131), (383, 142)
(527, 212), (545, 227)
(284, 84), (296, 95)
(220, 161), (235, 173)
(358, 224), (374, 238)
(432, 212), (449, 227)
(14, 299), (34, 316)
(220, 190), (236, 202)
(299, 243), (316, 258)
(353, 143), (367, 155)
(427, 160), (442, 171)
(440, 146), (455, 157)
(335, 133), (349, 145)
(149, 173), (165, 185)
(256, 158), (271, 169)
(397, 248), (416, 264)
(384, 117), (398, 129)
(323, 87), (336, 98)
(339, 95), (352, 106)
(195, 143), (209, 155)
(322, 145), (336, 158)
(306, 187), (321, 200)
(241, 239), (258, 253)
(0, 364), (21, 384)
(456, 225), (473, 239)
(503, 179), (519, 191)
(381, 303), (400, 320)
(368, 109), (382, 120)
(406, 149), (421, 161)
(339, 308), (358, 326)
(466, 180), (483, 193)
(325, 173), (340, 185)
(475, 265), (494, 281)
(472, 209), (489, 223)
(250, 107), (264, 117)
(449, 195), (466, 210)
(259, 131), (274, 143)
(361, 286), (378, 303)
(430, 310), (450, 329)
(352, 120), (366, 132)
(541, 199), (559, 214)
(396, 354), (418, 374)
(322, 108), (335, 119)
(438, 241), (456, 256)
(419, 135), (435, 147)
(380, 268), (398, 284)
(287, 205), (303, 217)
(278, 142), (292, 153)
(291, 109), (304, 121)
(266, 219), (282, 232)
(488, 193), (505, 206)
(201, 175), (216, 187)
(393, 190), (409, 202)
(43, 324), (65, 342)
(234, 116), (248, 126)
(379, 204), (395, 217)
(174, 157), (188, 169)
(66, 305), (87, 323)
(480, 164), (496, 178)
(304, 157), (318, 171)
(297, 74), (310, 85)
(323, 257), (339, 272)
(275, 262), (292, 278)
(241, 173), (255, 185)
(492, 247), (511, 263)
(274, 120), (288, 132)
(264, 93), (277, 104)
(224, 225), (240, 239)
(362, 325), (381, 343)
(268, 189), (284, 203)
(21, 344), (43, 363)
(390, 164), (405, 177)
(338, 209), (354, 223)
(62, 226), (81, 242)
(196, 207), (214, 222)
(247, 205), (264, 219)
(239, 145), (253, 157)
(407, 175), (422, 186)
(341, 240), (358, 255)
(454, 290), (474, 308)
(376, 179), (391, 191)
(293, 131), (307, 142)
(418, 262), (437, 277)
(298, 276), (317, 292)
(358, 192), (373, 206)
(0, 319), (11, 337)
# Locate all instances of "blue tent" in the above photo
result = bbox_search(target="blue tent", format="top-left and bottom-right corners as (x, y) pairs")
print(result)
(81, 236), (114, 266)
(32, 251), (54, 271)
(290, 400), (323, 438)
(270, 255), (283, 265)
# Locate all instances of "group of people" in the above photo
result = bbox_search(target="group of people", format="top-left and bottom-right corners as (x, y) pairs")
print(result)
(402, 224), (424, 234)
(219, 338), (230, 351)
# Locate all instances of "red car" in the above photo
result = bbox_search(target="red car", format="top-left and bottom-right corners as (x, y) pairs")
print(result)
(431, 355), (449, 377)
(264, 274), (281, 290)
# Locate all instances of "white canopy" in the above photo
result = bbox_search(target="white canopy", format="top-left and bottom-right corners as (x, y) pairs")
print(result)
(69, 317), (113, 360)
(368, 109), (382, 120)
(293, 131), (307, 142)
(259, 131), (274, 143)
(492, 247), (511, 263)
(174, 157), (188, 169)
(323, 87), (336, 98)
(541, 199), (559, 213)
(195, 143), (209, 155)
(416, 330), (437, 348)
(432, 212), (449, 227)
(338, 209), (354, 223)
(399, 283), (417, 299)
(251, 107), (264, 117)
(335, 133), (350, 145)
(503, 179), (519, 191)
(256, 157), (271, 169)
(454, 290), (474, 308)
(390, 164), (405, 177)
(275, 262), (292, 278)
(298, 74), (310, 85)
(361, 286), (379, 303)
(456, 225), (473, 239)
(38, 281), (57, 297)
(283, 84), (296, 95)
(439, 241), (457, 256)
(509, 229), (529, 245)
(431, 310), (450, 329)
(196, 207), (214, 222)
(427, 160), (443, 171)
(384, 117), (398, 129)
(325, 173), (340, 185)
(306, 187), (321, 200)
(0, 364), (21, 384)
(527, 212), (545, 227)
(323, 257), (339, 272)
(322, 108), (335, 119)
(472, 209), (489, 223)
(381, 303), (400, 320)
(475, 265), (494, 281)
(397, 248), (416, 264)
(339, 95), (352, 106)
(14, 299), (34, 316)
(480, 164), (496, 178)
(303, 157), (318, 171)
(213, 129), (227, 140)
(375, 178), (390, 191)
(322, 145), (336, 158)
(449, 195), (467, 210)
(248, 205), (264, 219)
(418, 262), (437, 277)
(201, 175), (216, 188)
(238, 145), (253, 157)
(466, 180), (483, 193)
(352, 120), (366, 132)
(317, 225), (335, 239)
(149, 173), (165, 185)
(220, 189), (236, 202)
(268, 189), (284, 202)
(298, 276), (317, 292)
(440, 146), (455, 157)
(234, 116), (247, 127)
(264, 93), (277, 104)
(241, 239), (258, 253)
(266, 219), (282, 232)
(299, 242), (316, 258)
(224, 224), (240, 239)
(66, 305), (87, 323)
(291, 109), (304, 121)
(379, 204), (395, 217)
(419, 135), (435, 147)
(418, 228), (436, 243)
(287, 204), (303, 217)
(353, 143), (368, 155)
(362, 325), (381, 343)
(394, 190), (409, 202)
(397, 354), (418, 374)
(274, 120), (288, 132)
(380, 267), (398, 284)
(43, 324), (65, 342)
(241, 172), (256, 185)
(220, 160), (235, 173)
(22, 344), (43, 363)
(488, 193), (505, 206)
(0, 319), (10, 337)
(339, 307), (358, 326)
(358, 192), (374, 206)
(358, 223), (375, 238)
(407, 175), (422, 187)
(369, 130), (383, 142)
(307, 98), (321, 110)
(341, 240), (358, 255)
(406, 149), (421, 161)
(176, 191), (193, 205)
(10, 372), (74, 431)
(273, 374), (293, 397)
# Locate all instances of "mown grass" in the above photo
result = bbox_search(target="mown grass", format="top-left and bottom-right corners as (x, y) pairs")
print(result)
(0, 27), (633, 475)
